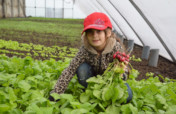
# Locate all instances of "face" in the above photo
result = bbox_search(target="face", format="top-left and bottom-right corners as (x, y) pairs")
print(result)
(86, 29), (107, 51)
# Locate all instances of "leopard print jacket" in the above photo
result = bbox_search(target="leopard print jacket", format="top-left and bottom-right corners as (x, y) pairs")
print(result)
(51, 36), (124, 94)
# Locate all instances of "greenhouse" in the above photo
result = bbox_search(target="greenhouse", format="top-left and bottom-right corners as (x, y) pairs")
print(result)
(0, 0), (176, 113)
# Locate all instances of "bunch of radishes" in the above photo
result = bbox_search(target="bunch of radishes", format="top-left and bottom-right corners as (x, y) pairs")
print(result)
(113, 51), (130, 62)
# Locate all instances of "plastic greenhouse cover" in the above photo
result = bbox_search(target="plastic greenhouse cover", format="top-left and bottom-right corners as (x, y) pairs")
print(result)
(36, 0), (45, 7)
(26, 0), (35, 7)
(109, 0), (172, 61)
(133, 0), (176, 62)
(77, 0), (175, 62)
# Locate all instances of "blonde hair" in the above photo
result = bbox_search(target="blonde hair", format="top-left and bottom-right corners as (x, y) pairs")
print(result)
(104, 28), (123, 45)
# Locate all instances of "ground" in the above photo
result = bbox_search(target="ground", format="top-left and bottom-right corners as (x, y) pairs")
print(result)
(130, 43), (176, 81)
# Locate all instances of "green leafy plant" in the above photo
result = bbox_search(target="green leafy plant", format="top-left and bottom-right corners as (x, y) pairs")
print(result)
(0, 52), (176, 113)
(0, 39), (78, 60)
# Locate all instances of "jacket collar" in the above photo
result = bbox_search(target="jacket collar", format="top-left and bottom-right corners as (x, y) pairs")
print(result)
(82, 35), (116, 55)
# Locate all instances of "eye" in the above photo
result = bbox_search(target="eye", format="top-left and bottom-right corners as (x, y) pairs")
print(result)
(96, 30), (101, 33)
(86, 29), (93, 34)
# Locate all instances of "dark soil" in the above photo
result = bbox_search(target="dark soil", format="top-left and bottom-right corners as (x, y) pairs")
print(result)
(12, 18), (84, 24)
(129, 44), (176, 81)
(0, 29), (81, 48)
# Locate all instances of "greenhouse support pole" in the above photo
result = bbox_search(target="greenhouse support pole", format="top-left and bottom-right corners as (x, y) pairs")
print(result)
(2, 0), (4, 17)
(129, 0), (176, 63)
(11, 0), (13, 17)
(35, 0), (36, 17)
(149, 49), (159, 67)
(23, 0), (26, 17)
(113, 29), (124, 43)
(121, 36), (125, 44)
(45, 0), (46, 18)
(54, 0), (55, 18)
(72, 1), (74, 18)
(141, 45), (150, 60)
(18, 0), (20, 17)
(127, 39), (134, 53)
(62, 0), (64, 18)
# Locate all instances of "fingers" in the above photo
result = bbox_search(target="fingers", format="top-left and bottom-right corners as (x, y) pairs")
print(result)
(124, 61), (129, 65)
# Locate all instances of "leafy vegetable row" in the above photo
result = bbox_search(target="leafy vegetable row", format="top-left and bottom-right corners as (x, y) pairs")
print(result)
(0, 39), (78, 60)
(0, 55), (176, 113)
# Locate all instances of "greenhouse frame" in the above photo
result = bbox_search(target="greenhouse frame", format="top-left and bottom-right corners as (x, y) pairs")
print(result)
(76, 0), (176, 63)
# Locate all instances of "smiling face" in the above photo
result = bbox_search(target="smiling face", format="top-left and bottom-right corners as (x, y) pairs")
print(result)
(86, 29), (111, 52)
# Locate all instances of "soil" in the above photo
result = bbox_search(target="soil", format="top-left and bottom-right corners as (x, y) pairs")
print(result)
(129, 43), (176, 81)
(0, 29), (80, 48)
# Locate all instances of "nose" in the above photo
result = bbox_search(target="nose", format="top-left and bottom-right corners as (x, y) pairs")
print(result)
(92, 31), (98, 37)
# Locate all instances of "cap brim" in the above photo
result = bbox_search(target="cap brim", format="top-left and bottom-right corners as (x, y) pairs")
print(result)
(81, 24), (107, 35)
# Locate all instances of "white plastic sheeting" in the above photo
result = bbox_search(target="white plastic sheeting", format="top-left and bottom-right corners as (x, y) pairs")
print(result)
(109, 0), (172, 61)
(132, 0), (176, 62)
(76, 0), (176, 62)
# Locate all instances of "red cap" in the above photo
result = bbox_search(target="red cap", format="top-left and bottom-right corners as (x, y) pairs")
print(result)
(82, 12), (112, 34)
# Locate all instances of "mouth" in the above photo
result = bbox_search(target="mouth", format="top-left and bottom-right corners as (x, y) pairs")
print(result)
(93, 40), (99, 42)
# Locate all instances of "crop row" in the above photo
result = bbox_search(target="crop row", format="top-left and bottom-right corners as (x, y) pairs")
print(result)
(0, 39), (78, 60)
(0, 55), (83, 113)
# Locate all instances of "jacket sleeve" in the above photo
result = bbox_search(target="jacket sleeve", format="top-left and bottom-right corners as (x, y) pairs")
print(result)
(51, 47), (86, 94)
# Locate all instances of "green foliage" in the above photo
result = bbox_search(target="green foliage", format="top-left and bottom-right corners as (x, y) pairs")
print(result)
(130, 55), (142, 62)
(0, 17), (83, 38)
(0, 55), (176, 113)
(0, 39), (78, 60)
(0, 55), (72, 113)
